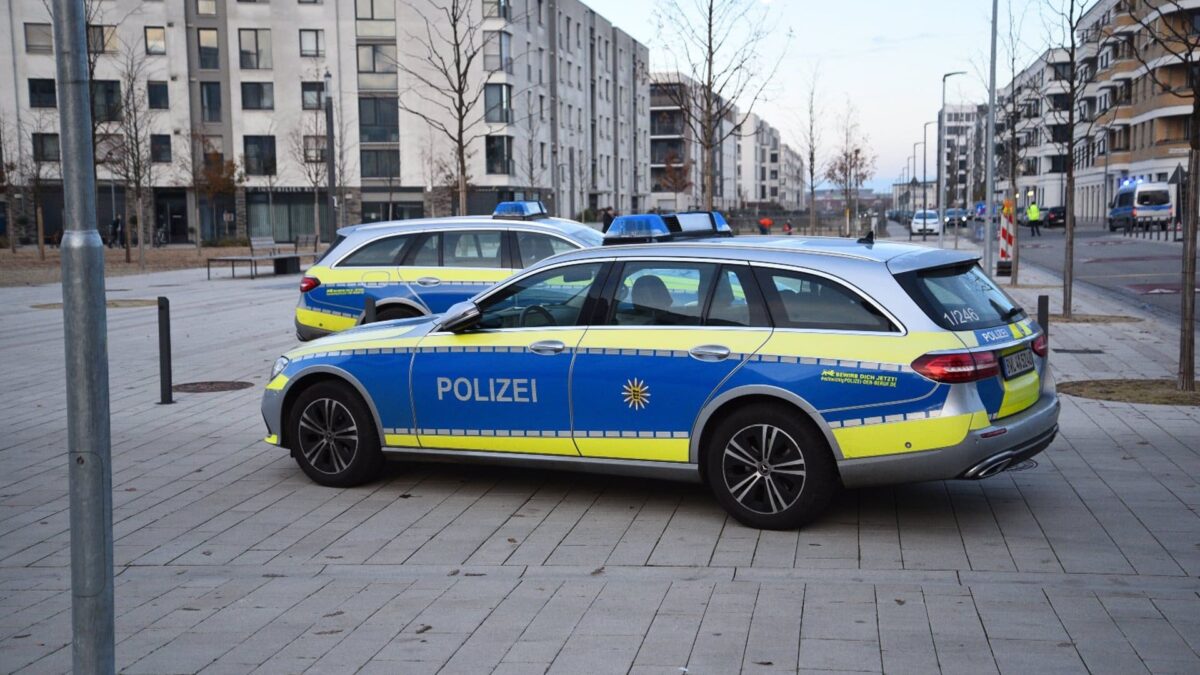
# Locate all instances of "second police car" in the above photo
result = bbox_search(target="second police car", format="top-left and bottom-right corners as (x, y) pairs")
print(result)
(263, 211), (1059, 529)
(294, 201), (603, 340)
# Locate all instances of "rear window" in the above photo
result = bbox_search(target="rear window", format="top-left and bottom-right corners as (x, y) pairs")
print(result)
(897, 263), (1025, 332)
(314, 234), (346, 265)
(1136, 189), (1169, 206)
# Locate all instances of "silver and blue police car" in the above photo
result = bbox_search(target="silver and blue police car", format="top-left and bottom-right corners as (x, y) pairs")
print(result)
(262, 212), (1059, 529)
(295, 201), (602, 340)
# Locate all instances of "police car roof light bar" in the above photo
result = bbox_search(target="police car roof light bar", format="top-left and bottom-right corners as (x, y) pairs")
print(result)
(603, 211), (733, 245)
(492, 201), (549, 220)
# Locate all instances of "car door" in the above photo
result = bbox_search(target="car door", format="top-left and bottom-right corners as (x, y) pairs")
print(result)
(396, 229), (516, 314)
(570, 260), (773, 463)
(410, 260), (606, 456)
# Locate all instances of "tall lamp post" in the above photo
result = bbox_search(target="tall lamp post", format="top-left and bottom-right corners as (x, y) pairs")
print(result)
(323, 69), (336, 246)
(938, 71), (966, 248)
(923, 121), (935, 242)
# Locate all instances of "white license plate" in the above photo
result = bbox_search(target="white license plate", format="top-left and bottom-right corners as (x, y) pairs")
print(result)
(1002, 348), (1035, 379)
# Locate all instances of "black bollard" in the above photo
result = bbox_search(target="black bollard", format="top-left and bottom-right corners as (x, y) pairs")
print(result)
(364, 295), (376, 324)
(1037, 294), (1049, 346)
(157, 296), (173, 404)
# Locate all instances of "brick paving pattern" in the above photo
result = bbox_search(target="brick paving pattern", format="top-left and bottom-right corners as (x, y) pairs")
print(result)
(1, 247), (1197, 673)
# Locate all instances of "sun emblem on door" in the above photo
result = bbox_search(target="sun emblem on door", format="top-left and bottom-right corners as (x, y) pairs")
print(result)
(622, 378), (650, 410)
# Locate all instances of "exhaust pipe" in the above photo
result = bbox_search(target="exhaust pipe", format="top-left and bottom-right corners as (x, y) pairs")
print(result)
(964, 453), (1014, 479)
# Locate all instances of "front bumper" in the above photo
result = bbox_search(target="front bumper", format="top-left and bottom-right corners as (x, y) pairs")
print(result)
(838, 391), (1060, 488)
(262, 386), (285, 446)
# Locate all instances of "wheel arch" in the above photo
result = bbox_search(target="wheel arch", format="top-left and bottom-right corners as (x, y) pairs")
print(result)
(689, 386), (845, 480)
(358, 297), (429, 324)
(279, 365), (386, 452)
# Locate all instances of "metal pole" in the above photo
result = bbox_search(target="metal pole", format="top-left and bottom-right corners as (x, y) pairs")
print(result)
(324, 70), (337, 239)
(1038, 294), (1050, 345)
(53, 0), (115, 671)
(984, 0), (999, 275)
(157, 297), (173, 405)
(923, 122), (933, 242)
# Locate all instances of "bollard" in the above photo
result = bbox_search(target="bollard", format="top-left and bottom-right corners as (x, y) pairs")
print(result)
(364, 295), (376, 324)
(157, 297), (173, 405)
(1037, 294), (1050, 346)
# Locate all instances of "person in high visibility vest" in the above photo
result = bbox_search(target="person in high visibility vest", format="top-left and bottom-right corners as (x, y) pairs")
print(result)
(1026, 201), (1041, 237)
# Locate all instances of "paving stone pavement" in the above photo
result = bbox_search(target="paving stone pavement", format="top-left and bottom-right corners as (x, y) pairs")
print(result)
(0, 257), (1197, 674)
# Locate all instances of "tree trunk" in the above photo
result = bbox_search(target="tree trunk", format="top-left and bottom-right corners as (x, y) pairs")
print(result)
(1011, 190), (1020, 287)
(313, 190), (321, 247)
(35, 205), (44, 261)
(136, 194), (145, 272)
(457, 142), (468, 216)
(1179, 99), (1199, 391)
(808, 185), (816, 233)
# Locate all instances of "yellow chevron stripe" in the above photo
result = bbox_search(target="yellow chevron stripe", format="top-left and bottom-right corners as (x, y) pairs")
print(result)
(833, 412), (982, 459)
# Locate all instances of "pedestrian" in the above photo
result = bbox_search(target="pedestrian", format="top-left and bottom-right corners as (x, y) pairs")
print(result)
(109, 216), (122, 248)
(783, 221), (794, 235)
(1026, 201), (1041, 237)
(601, 206), (615, 232)
(757, 216), (773, 235)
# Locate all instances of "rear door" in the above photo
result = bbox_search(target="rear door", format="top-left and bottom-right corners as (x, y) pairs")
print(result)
(302, 233), (417, 330)
(396, 229), (516, 314)
(895, 262), (1043, 421)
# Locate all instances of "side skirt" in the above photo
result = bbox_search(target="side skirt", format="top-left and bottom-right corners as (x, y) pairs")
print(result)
(382, 445), (702, 483)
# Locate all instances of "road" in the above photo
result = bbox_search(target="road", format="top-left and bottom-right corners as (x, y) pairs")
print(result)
(1013, 225), (1198, 324)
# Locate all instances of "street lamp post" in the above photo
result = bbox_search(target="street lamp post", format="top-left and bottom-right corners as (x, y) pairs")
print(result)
(984, 0), (1000, 275)
(939, 71), (966, 248)
(923, 121), (935, 242)
(323, 69), (336, 244)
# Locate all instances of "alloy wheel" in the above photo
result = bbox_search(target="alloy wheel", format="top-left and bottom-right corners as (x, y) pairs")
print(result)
(297, 398), (359, 475)
(721, 423), (806, 515)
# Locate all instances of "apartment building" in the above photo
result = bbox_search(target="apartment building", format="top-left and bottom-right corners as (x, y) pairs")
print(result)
(939, 103), (978, 209)
(736, 111), (806, 209)
(0, 0), (649, 244)
(994, 47), (1072, 212)
(647, 72), (739, 212)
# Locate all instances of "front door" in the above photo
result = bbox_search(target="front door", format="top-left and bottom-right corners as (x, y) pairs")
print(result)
(571, 261), (773, 462)
(411, 261), (605, 455)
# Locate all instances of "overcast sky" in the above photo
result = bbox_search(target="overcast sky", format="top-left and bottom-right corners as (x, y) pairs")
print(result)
(599, 0), (1057, 192)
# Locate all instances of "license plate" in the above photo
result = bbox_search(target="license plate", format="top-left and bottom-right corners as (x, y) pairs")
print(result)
(1001, 348), (1035, 379)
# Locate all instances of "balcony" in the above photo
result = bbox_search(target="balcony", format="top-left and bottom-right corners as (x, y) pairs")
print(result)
(356, 20), (395, 39)
(484, 54), (513, 74)
(358, 72), (398, 91)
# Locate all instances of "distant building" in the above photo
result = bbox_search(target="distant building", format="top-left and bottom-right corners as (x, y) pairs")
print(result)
(647, 72), (739, 211)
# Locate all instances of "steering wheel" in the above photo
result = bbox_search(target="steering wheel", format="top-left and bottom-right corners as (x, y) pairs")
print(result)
(518, 304), (555, 327)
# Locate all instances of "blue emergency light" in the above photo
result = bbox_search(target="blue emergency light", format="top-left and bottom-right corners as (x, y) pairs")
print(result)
(492, 201), (549, 220)
(603, 211), (734, 245)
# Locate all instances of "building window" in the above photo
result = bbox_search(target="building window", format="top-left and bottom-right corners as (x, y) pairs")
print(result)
(145, 27), (166, 55)
(357, 44), (397, 73)
(239, 29), (272, 69)
(198, 29), (219, 69)
(25, 23), (53, 53)
(356, 0), (395, 19)
(28, 79), (56, 108)
(484, 83), (512, 123)
(299, 29), (324, 57)
(482, 0), (510, 19)
(301, 81), (324, 109)
(243, 135), (277, 175)
(32, 133), (60, 162)
(148, 81), (169, 109)
(200, 82), (222, 122)
(303, 135), (326, 163)
(361, 149), (400, 177)
(92, 80), (121, 122)
(197, 0), (216, 15)
(358, 97), (399, 142)
(485, 135), (513, 174)
(241, 82), (274, 109)
(87, 25), (117, 53)
(151, 135), (172, 163)
(483, 31), (512, 73)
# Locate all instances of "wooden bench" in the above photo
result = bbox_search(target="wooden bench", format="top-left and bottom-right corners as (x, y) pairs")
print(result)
(206, 236), (319, 280)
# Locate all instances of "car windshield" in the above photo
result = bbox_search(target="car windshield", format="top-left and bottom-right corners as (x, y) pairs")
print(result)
(896, 262), (1026, 332)
(917, 211), (937, 220)
(1137, 190), (1170, 206)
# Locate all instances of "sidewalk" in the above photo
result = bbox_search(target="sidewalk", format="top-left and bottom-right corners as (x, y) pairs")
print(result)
(1, 258), (1198, 674)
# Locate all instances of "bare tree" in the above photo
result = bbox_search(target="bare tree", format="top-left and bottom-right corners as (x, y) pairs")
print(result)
(996, 1), (1033, 286)
(0, 111), (18, 253)
(799, 67), (823, 233)
(20, 112), (61, 261)
(395, 0), (492, 215)
(179, 133), (243, 249)
(289, 108), (329, 246)
(654, 0), (787, 211)
(1127, 0), (1199, 391)
(110, 41), (157, 271)
(659, 151), (693, 213)
(824, 101), (876, 235)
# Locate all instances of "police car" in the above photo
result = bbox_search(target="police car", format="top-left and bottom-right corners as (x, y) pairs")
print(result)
(262, 212), (1059, 529)
(294, 201), (602, 340)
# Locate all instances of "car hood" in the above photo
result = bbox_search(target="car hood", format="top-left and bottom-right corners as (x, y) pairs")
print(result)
(288, 314), (440, 356)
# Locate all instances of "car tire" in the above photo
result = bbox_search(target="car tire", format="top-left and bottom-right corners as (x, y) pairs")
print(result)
(288, 381), (383, 487)
(376, 306), (422, 322)
(704, 404), (838, 530)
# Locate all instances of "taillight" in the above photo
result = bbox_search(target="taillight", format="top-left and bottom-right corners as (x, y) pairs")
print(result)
(299, 276), (321, 293)
(912, 350), (999, 383)
(1031, 333), (1047, 357)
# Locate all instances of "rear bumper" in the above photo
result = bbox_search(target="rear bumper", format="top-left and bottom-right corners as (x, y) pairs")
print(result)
(838, 391), (1060, 488)
(295, 316), (332, 342)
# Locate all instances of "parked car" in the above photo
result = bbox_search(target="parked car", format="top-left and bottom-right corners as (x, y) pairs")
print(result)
(944, 208), (969, 228)
(909, 210), (941, 236)
(1109, 181), (1173, 231)
(1043, 206), (1066, 228)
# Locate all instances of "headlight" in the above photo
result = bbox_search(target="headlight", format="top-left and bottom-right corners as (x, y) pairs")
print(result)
(271, 356), (290, 380)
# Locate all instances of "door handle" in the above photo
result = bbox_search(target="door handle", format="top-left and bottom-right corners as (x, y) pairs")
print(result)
(416, 276), (441, 287)
(689, 344), (731, 362)
(529, 339), (565, 355)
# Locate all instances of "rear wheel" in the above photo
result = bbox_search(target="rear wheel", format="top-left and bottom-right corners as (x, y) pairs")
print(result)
(288, 381), (382, 487)
(704, 404), (838, 530)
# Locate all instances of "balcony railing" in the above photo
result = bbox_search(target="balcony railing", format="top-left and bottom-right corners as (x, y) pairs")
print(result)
(356, 20), (395, 39)
(358, 72), (398, 91)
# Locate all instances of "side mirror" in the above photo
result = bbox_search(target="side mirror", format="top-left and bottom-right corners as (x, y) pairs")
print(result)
(438, 301), (481, 333)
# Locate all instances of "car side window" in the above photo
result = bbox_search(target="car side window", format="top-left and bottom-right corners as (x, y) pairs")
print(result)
(757, 268), (896, 332)
(609, 262), (715, 326)
(476, 263), (602, 329)
(517, 231), (578, 267)
(706, 266), (768, 327)
(405, 233), (440, 266)
(443, 230), (504, 268)
(337, 234), (413, 267)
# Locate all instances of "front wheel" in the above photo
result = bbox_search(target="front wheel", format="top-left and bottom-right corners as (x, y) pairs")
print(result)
(704, 404), (838, 530)
(288, 381), (383, 487)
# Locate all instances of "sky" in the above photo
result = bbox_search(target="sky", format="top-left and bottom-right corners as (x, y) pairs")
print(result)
(597, 0), (1058, 192)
